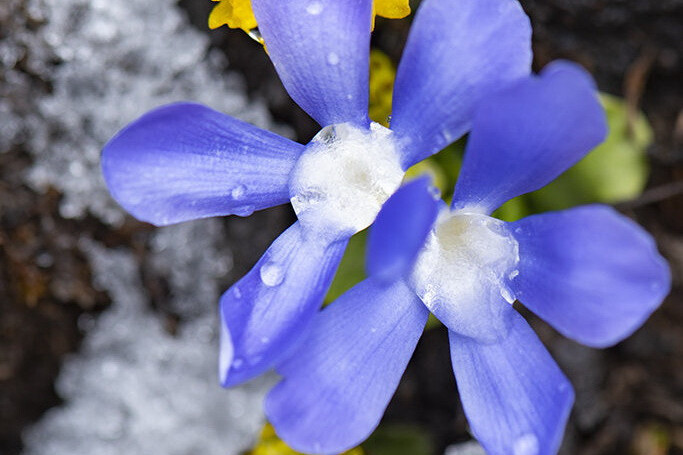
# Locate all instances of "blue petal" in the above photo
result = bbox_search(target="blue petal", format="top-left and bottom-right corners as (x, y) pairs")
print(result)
(266, 278), (428, 454)
(219, 222), (347, 386)
(449, 308), (574, 455)
(366, 177), (439, 282)
(509, 205), (671, 348)
(391, 0), (531, 168)
(452, 61), (607, 213)
(102, 103), (303, 226)
(252, 0), (371, 127)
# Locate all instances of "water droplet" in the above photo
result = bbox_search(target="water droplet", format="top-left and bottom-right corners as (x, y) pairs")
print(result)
(327, 52), (340, 66)
(260, 336), (270, 344)
(513, 433), (539, 455)
(306, 1), (323, 15)
(231, 184), (246, 199)
(370, 327), (377, 334)
(508, 269), (519, 280)
(234, 204), (255, 217)
(428, 185), (441, 199)
(260, 262), (284, 287)
(232, 358), (244, 369)
(500, 286), (515, 304)
(232, 286), (242, 299)
(440, 128), (453, 144)
(246, 28), (264, 45)
(421, 286), (437, 306)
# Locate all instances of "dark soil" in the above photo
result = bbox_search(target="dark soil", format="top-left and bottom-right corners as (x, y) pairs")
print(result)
(1, 0), (681, 454)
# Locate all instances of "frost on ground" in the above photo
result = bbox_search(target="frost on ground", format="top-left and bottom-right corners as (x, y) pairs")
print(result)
(13, 0), (276, 225)
(444, 441), (486, 455)
(1, 0), (285, 453)
(23, 236), (271, 455)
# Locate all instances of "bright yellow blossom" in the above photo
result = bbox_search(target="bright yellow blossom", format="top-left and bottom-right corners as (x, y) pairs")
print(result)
(209, 0), (257, 31)
(374, 0), (411, 18)
(248, 423), (365, 455)
(209, 0), (410, 33)
(368, 49), (396, 127)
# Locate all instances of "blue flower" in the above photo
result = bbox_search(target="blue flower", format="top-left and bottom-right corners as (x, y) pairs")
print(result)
(102, 0), (533, 386)
(264, 63), (671, 455)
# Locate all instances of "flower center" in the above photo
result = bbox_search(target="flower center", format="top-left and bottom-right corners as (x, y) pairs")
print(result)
(411, 212), (520, 341)
(289, 122), (404, 240)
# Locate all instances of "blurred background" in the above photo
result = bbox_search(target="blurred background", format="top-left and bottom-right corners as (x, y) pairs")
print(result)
(0, 0), (681, 454)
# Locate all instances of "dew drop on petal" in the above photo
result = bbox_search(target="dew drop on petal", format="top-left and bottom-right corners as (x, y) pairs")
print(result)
(232, 358), (244, 369)
(230, 184), (246, 200)
(428, 185), (441, 199)
(421, 286), (437, 306)
(327, 52), (340, 66)
(306, 1), (323, 15)
(513, 433), (539, 455)
(219, 314), (234, 383)
(439, 128), (453, 144)
(259, 262), (284, 287)
(246, 28), (264, 45)
(500, 286), (515, 304)
(232, 286), (242, 299)
(234, 204), (255, 217)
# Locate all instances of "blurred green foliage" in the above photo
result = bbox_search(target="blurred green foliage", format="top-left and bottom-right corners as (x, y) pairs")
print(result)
(495, 93), (652, 221)
(361, 424), (433, 455)
(325, 230), (368, 304)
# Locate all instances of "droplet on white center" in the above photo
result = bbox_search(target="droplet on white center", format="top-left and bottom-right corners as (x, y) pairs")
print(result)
(411, 212), (519, 341)
(513, 433), (539, 455)
(290, 122), (404, 240)
(259, 262), (284, 287)
(306, 1), (323, 15)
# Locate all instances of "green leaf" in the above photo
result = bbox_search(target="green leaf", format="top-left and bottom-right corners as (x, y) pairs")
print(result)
(528, 93), (652, 212)
(362, 425), (433, 455)
(325, 230), (368, 304)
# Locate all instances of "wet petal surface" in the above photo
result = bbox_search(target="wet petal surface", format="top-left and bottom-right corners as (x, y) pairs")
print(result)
(102, 103), (302, 226)
(266, 278), (427, 454)
(510, 205), (670, 347)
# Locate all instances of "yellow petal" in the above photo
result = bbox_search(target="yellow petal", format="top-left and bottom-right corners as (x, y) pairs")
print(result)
(374, 0), (411, 19)
(368, 49), (396, 127)
(248, 423), (365, 455)
(209, 0), (410, 33)
(208, 0), (257, 31)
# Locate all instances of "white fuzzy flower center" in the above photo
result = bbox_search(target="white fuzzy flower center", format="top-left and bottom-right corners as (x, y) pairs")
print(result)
(411, 212), (520, 341)
(289, 122), (404, 240)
